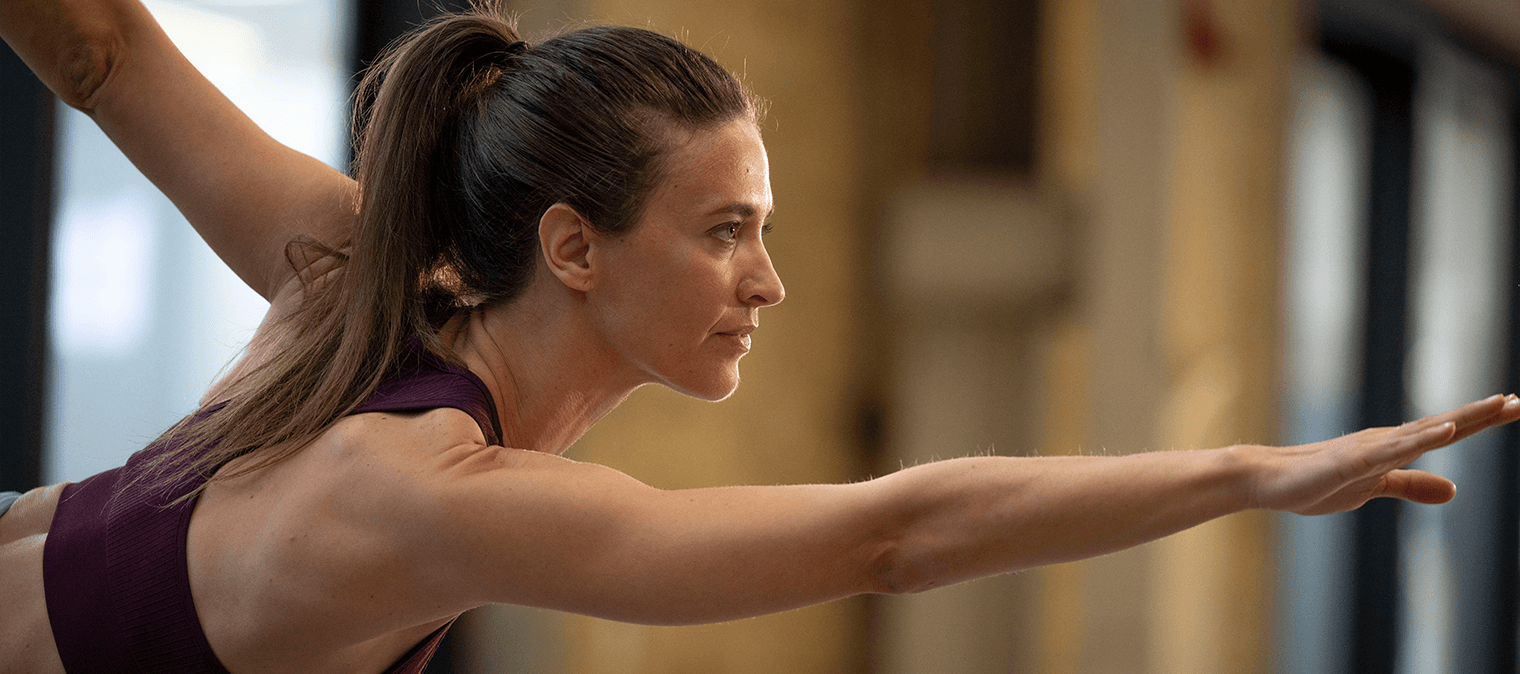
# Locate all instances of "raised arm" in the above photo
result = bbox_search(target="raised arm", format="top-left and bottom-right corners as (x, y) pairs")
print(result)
(398, 394), (1520, 626)
(0, 0), (356, 300)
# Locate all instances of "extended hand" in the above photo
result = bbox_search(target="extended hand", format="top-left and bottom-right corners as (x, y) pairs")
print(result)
(1246, 394), (1520, 516)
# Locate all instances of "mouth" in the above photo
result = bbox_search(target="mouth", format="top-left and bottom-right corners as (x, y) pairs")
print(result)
(717, 325), (757, 337)
(716, 325), (757, 351)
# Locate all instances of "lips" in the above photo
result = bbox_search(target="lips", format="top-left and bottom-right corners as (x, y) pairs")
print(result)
(717, 324), (757, 337)
(715, 324), (756, 351)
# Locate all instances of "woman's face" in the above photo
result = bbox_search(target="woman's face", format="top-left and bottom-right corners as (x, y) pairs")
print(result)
(587, 119), (784, 401)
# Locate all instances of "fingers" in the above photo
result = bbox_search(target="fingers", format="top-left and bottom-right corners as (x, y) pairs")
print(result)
(1389, 394), (1520, 451)
(1421, 394), (1515, 432)
(1354, 395), (1516, 508)
(1447, 394), (1520, 444)
(1365, 420), (1454, 466)
(1411, 394), (1503, 431)
(1282, 395), (1514, 516)
(1377, 469), (1456, 505)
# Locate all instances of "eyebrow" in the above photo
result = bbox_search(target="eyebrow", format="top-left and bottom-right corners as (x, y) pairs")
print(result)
(706, 202), (774, 219)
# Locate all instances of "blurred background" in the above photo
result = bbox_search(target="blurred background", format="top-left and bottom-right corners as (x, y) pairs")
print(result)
(4, 0), (1520, 671)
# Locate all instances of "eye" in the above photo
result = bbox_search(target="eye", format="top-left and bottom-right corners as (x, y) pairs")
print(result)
(761, 222), (773, 236)
(711, 222), (742, 242)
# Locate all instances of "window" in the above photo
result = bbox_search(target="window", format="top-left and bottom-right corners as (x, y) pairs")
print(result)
(1279, 4), (1520, 671)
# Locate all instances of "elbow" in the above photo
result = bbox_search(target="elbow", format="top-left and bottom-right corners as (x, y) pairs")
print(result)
(865, 534), (939, 596)
(55, 33), (121, 112)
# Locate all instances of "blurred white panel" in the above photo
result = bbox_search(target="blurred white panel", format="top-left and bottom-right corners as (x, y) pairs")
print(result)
(145, 1), (263, 76)
(1277, 55), (1372, 674)
(1283, 60), (1370, 406)
(1398, 41), (1512, 674)
(1406, 45), (1510, 417)
(53, 190), (158, 355)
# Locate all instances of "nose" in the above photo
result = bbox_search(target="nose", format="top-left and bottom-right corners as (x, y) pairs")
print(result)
(738, 242), (785, 307)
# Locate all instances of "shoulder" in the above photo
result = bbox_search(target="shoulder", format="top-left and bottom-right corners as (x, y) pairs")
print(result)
(191, 408), (498, 638)
(326, 407), (488, 459)
(309, 408), (521, 537)
(240, 406), (496, 513)
(203, 405), (494, 532)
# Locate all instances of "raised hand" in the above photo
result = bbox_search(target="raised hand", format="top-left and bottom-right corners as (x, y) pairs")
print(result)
(1246, 394), (1520, 516)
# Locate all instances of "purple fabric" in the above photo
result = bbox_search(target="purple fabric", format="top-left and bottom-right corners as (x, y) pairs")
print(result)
(44, 469), (147, 673)
(44, 341), (498, 673)
(352, 344), (502, 446)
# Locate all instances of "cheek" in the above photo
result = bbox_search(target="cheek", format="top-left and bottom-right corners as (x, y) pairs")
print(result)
(601, 248), (723, 336)
(648, 262), (729, 332)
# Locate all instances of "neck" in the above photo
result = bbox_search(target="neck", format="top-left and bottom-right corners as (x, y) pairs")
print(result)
(442, 283), (638, 454)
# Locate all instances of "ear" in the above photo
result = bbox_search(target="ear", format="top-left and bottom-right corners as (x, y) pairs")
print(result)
(539, 203), (595, 292)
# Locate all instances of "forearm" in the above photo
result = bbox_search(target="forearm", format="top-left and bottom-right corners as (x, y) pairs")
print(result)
(671, 395), (1512, 604)
(864, 449), (1253, 593)
(526, 451), (1254, 622)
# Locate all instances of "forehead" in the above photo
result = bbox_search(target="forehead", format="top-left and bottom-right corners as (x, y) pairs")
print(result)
(645, 120), (772, 221)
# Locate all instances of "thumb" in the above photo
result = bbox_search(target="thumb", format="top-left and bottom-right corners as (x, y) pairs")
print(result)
(1378, 469), (1456, 505)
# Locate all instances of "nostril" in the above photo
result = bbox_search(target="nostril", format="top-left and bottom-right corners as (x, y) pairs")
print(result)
(749, 287), (782, 307)
(738, 267), (784, 307)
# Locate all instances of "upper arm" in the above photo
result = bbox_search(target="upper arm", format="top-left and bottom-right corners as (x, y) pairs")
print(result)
(402, 446), (892, 626)
(4, 0), (356, 300)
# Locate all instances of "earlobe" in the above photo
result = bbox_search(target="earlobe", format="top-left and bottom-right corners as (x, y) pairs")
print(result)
(539, 203), (595, 292)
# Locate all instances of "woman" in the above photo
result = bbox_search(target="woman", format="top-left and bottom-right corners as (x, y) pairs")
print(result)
(2, 1), (1518, 672)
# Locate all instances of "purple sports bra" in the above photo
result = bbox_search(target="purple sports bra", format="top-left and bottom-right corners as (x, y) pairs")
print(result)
(43, 340), (502, 673)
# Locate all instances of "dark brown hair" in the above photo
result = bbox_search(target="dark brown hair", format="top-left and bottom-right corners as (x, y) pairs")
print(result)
(138, 3), (759, 499)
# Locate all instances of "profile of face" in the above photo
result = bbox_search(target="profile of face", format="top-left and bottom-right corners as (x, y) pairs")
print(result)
(585, 119), (785, 401)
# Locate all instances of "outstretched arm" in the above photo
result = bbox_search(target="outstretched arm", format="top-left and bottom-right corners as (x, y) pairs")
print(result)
(0, 0), (356, 301)
(394, 394), (1520, 626)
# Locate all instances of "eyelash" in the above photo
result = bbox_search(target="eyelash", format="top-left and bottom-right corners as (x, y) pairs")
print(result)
(713, 221), (774, 242)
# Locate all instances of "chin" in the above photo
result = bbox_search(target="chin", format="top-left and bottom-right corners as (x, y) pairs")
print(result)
(662, 364), (742, 402)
